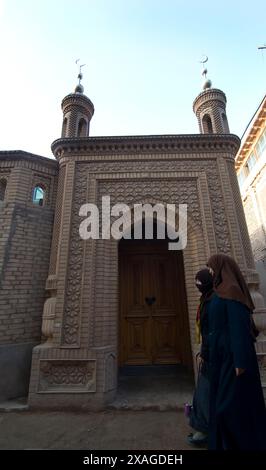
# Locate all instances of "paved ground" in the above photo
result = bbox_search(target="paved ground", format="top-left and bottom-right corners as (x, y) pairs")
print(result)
(0, 366), (197, 450)
(0, 410), (196, 450)
(109, 366), (194, 411)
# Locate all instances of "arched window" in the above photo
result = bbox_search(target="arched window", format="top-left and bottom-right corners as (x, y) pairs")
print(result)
(202, 114), (213, 134)
(62, 117), (68, 137)
(33, 185), (45, 206)
(77, 118), (87, 137)
(0, 179), (7, 202)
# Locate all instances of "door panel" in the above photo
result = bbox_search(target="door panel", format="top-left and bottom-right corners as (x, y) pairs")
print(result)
(119, 240), (190, 366)
(150, 254), (181, 364)
(152, 316), (179, 364)
(120, 253), (151, 364)
(126, 317), (151, 364)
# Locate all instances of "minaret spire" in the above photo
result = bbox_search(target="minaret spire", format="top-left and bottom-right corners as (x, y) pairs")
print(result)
(199, 55), (212, 90)
(59, 59), (94, 139)
(74, 59), (86, 94)
(193, 55), (230, 134)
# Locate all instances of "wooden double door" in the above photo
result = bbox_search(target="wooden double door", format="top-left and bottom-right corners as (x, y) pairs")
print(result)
(119, 239), (191, 366)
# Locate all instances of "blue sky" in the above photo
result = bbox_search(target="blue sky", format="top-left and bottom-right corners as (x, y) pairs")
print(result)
(0, 0), (265, 158)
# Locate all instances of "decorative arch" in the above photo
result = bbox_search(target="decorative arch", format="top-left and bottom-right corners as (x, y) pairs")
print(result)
(62, 117), (68, 137)
(202, 114), (213, 134)
(77, 118), (88, 137)
(106, 202), (208, 377)
(117, 202), (184, 244)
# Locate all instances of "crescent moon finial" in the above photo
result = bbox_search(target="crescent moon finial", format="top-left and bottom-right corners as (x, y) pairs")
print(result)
(199, 55), (208, 64)
(198, 55), (212, 90)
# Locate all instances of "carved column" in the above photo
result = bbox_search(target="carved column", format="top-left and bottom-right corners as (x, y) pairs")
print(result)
(36, 158), (77, 348)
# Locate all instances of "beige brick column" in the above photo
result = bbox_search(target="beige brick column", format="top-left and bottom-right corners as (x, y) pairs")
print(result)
(40, 164), (66, 345)
(44, 160), (76, 347)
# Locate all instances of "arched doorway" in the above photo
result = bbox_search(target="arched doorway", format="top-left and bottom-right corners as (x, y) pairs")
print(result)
(118, 224), (192, 369)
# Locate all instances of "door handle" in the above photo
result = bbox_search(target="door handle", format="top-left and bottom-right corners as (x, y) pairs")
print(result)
(145, 296), (156, 306)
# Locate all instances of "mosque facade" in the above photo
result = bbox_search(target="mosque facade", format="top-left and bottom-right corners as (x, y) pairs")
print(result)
(0, 77), (265, 409)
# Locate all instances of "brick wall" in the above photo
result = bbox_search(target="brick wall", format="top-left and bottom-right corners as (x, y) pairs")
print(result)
(0, 152), (58, 399)
(0, 204), (55, 344)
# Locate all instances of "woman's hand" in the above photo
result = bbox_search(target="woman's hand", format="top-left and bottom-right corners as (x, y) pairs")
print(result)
(197, 355), (204, 368)
(235, 368), (245, 376)
(196, 353), (205, 370)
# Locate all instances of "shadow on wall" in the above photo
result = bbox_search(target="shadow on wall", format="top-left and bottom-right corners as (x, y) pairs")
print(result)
(0, 342), (38, 401)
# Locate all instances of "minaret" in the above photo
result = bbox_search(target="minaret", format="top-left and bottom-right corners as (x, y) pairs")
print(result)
(193, 57), (230, 134)
(61, 63), (94, 138)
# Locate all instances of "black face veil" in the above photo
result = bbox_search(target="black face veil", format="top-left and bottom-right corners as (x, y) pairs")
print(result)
(195, 268), (213, 295)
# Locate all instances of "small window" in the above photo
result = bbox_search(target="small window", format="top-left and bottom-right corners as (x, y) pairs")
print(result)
(246, 152), (257, 172)
(77, 118), (87, 137)
(33, 185), (45, 206)
(0, 179), (7, 201)
(237, 169), (246, 188)
(202, 114), (213, 134)
(62, 117), (68, 137)
(244, 163), (250, 176)
(255, 128), (266, 159)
